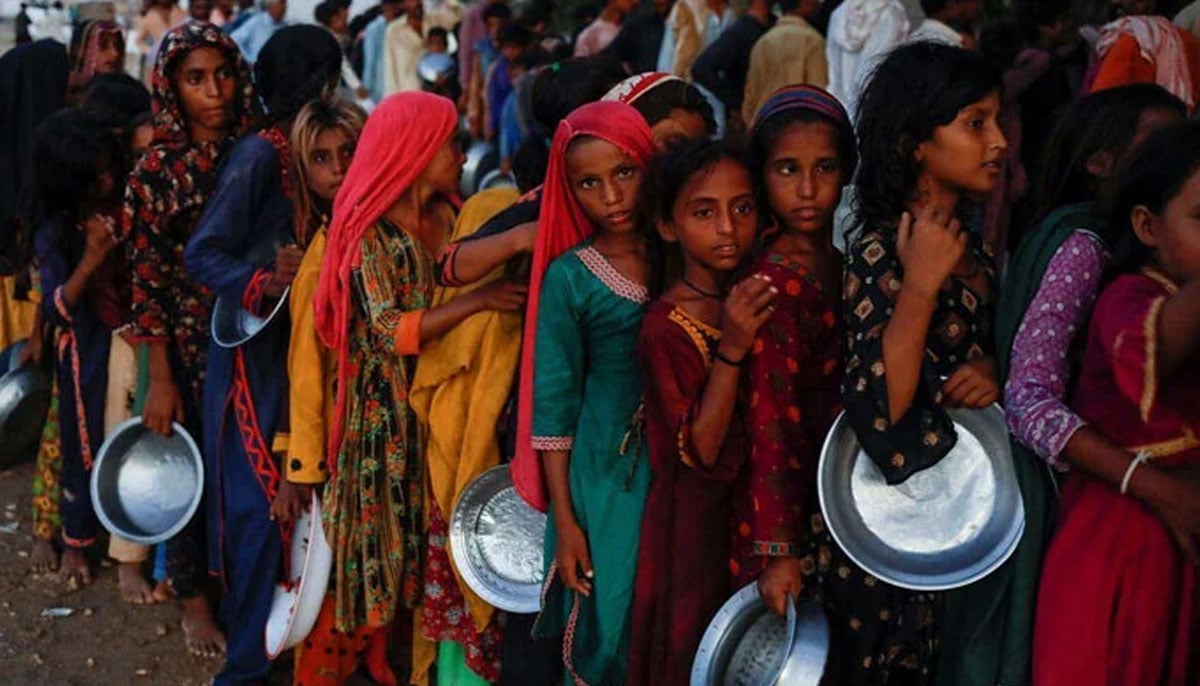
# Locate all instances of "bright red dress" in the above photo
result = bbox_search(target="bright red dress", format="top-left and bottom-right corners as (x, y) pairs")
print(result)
(1033, 269), (1200, 685)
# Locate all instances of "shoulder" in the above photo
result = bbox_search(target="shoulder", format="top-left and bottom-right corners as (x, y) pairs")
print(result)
(641, 299), (714, 359)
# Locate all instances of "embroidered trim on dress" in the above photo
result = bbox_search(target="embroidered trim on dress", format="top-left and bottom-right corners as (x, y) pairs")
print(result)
(666, 305), (720, 367)
(1143, 267), (1180, 295)
(53, 286), (72, 323)
(241, 268), (272, 313)
(1131, 428), (1200, 459)
(575, 246), (648, 304)
(531, 435), (574, 451)
(1140, 295), (1166, 423)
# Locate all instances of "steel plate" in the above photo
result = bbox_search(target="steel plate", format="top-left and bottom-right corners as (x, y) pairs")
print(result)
(449, 466), (546, 613)
(90, 418), (204, 545)
(418, 52), (455, 83)
(460, 141), (499, 198)
(817, 405), (1025, 591)
(211, 286), (291, 349)
(0, 360), (51, 470)
(265, 492), (333, 658)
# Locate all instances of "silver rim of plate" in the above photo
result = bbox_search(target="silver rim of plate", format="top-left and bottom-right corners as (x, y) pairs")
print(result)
(211, 285), (291, 349)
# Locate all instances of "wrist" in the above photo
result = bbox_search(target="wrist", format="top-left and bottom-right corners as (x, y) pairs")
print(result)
(901, 278), (941, 302)
(1127, 460), (1166, 503)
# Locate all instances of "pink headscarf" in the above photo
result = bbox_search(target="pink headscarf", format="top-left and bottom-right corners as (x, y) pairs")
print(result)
(313, 92), (459, 464)
(510, 100), (655, 511)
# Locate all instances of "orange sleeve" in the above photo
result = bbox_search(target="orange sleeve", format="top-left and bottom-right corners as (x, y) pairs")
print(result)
(393, 309), (426, 356)
(1091, 35), (1156, 94)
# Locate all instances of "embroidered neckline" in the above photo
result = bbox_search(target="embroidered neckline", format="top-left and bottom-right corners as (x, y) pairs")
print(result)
(1142, 267), (1180, 295)
(666, 304), (720, 365)
(576, 245), (649, 304)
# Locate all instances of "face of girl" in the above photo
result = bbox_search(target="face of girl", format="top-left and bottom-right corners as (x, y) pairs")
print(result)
(95, 32), (124, 75)
(915, 91), (1007, 198)
(174, 46), (236, 142)
(659, 157), (758, 272)
(306, 127), (356, 202)
(566, 137), (643, 235)
(764, 120), (846, 234)
(1141, 168), (1200, 283)
(418, 136), (466, 198)
(650, 108), (708, 150)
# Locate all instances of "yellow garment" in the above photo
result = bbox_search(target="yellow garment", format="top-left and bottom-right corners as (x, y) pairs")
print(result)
(286, 228), (334, 484)
(408, 187), (522, 686)
(0, 275), (37, 351)
(741, 15), (829, 123)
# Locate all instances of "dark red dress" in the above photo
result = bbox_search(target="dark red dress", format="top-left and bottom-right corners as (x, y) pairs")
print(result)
(628, 299), (745, 686)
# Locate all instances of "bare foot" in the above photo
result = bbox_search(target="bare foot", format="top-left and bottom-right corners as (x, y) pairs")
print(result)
(152, 580), (173, 603)
(59, 547), (92, 588)
(180, 595), (225, 659)
(117, 563), (158, 605)
(29, 539), (58, 574)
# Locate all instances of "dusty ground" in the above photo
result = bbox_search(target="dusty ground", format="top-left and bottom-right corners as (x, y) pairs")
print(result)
(0, 461), (222, 686)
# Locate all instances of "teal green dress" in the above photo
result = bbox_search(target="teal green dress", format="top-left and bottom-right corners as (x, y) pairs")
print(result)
(530, 242), (652, 686)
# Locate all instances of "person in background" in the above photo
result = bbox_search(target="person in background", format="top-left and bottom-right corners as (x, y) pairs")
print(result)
(909, 0), (983, 48)
(739, 0), (828, 128)
(382, 0), (426, 94)
(1089, 0), (1200, 112)
(189, 0), (214, 23)
(826, 0), (909, 119)
(427, 25), (450, 52)
(661, 0), (735, 79)
(211, 0), (237, 26)
(1178, 0), (1200, 41)
(574, 0), (637, 56)
(499, 53), (539, 172)
(40, 1), (70, 43)
(224, 0), (258, 33)
(16, 3), (33, 44)
(691, 0), (772, 138)
(459, 0), (510, 106)
(485, 24), (533, 140)
(317, 0), (370, 100)
(466, 1), (514, 138)
(362, 0), (402, 102)
(601, 0), (673, 72)
(231, 0), (289, 64)
(136, 0), (187, 80)
(66, 20), (126, 105)
(523, 4), (570, 60)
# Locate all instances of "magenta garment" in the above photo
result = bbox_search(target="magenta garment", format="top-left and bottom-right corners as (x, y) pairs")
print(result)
(1004, 230), (1109, 469)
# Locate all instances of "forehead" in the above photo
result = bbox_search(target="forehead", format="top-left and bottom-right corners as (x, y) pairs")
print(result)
(177, 45), (228, 71)
(680, 158), (752, 199)
(565, 136), (633, 172)
(769, 119), (840, 156)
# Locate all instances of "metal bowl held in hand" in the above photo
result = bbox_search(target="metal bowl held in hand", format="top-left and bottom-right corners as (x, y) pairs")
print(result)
(691, 583), (829, 686)
(449, 465), (546, 613)
(0, 340), (51, 470)
(211, 236), (292, 349)
(460, 141), (499, 199)
(478, 169), (517, 193)
(418, 52), (456, 84)
(817, 405), (1025, 591)
(90, 418), (204, 546)
(265, 492), (333, 658)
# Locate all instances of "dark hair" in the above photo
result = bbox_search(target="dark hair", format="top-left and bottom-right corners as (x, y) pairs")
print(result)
(314, 0), (341, 26)
(512, 137), (549, 192)
(854, 42), (1001, 235)
(1016, 0), (1069, 40)
(778, 0), (801, 13)
(530, 55), (627, 135)
(921, 0), (950, 14)
(427, 26), (448, 41)
(254, 26), (343, 125)
(521, 4), (550, 28)
(82, 72), (151, 133)
(1108, 120), (1200, 272)
(498, 23), (533, 48)
(1035, 84), (1186, 227)
(979, 20), (1024, 69)
(640, 138), (754, 296)
(629, 79), (717, 138)
(751, 105), (857, 220)
(483, 2), (513, 23)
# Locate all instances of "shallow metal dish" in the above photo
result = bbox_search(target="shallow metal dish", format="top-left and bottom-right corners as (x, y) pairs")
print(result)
(0, 339), (27, 373)
(449, 465), (546, 613)
(691, 583), (829, 686)
(211, 285), (291, 349)
(0, 355), (51, 470)
(817, 405), (1025, 591)
(460, 141), (499, 199)
(265, 492), (333, 659)
(418, 52), (456, 84)
(90, 417), (204, 545)
(478, 169), (517, 192)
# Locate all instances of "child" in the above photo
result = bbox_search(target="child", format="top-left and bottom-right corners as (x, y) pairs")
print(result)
(281, 97), (372, 686)
(426, 26), (450, 53)
(1032, 120), (1200, 686)
(485, 23), (533, 141)
(469, 2), (514, 138)
(123, 21), (261, 659)
(732, 85), (856, 618)
(941, 84), (1185, 686)
(510, 100), (656, 685)
(602, 72), (717, 149)
(573, 0), (637, 56)
(840, 43), (1005, 684)
(28, 109), (126, 590)
(628, 140), (774, 686)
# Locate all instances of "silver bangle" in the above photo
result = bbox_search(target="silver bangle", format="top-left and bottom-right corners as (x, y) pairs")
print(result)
(1119, 451), (1152, 495)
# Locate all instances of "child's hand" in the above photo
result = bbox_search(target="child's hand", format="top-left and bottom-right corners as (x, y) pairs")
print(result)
(941, 357), (1000, 409)
(720, 274), (776, 358)
(143, 375), (185, 436)
(757, 557), (803, 616)
(896, 204), (967, 298)
(472, 280), (528, 313)
(269, 481), (313, 526)
(267, 244), (304, 296)
(554, 515), (594, 597)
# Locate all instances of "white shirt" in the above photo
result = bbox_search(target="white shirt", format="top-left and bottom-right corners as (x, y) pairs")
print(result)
(908, 18), (964, 47)
(382, 16), (426, 95)
(826, 0), (909, 120)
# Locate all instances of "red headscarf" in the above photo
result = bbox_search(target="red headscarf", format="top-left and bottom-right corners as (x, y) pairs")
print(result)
(313, 91), (459, 462)
(510, 100), (655, 511)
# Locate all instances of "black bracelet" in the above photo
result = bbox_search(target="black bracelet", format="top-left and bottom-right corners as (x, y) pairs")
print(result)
(714, 350), (746, 367)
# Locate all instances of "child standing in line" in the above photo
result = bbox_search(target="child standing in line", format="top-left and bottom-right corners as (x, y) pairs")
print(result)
(1032, 120), (1200, 686)
(510, 100), (656, 685)
(731, 85), (856, 616)
(628, 139), (775, 686)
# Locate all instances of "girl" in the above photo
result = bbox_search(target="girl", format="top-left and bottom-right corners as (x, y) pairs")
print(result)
(840, 43), (1005, 684)
(601, 72), (717, 148)
(732, 85), (856, 617)
(1032, 120), (1200, 685)
(628, 140), (774, 686)
(27, 109), (126, 589)
(311, 90), (524, 678)
(66, 20), (125, 104)
(279, 97), (370, 686)
(511, 100), (656, 685)
(123, 21), (259, 659)
(939, 84), (1186, 686)
(184, 25), (343, 686)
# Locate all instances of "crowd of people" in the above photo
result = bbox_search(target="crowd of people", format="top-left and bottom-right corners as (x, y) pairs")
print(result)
(1, 0), (1200, 684)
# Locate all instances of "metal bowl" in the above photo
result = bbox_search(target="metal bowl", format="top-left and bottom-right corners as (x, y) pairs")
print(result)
(449, 465), (546, 613)
(691, 583), (829, 686)
(89, 417), (204, 546)
(0, 341), (51, 470)
(211, 285), (291, 349)
(418, 52), (456, 84)
(460, 141), (499, 199)
(478, 169), (517, 192)
(817, 406), (1025, 591)
(265, 492), (333, 658)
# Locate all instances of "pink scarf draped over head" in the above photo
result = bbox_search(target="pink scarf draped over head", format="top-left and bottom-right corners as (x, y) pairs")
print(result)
(510, 100), (655, 511)
(1097, 15), (1196, 108)
(313, 91), (459, 464)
